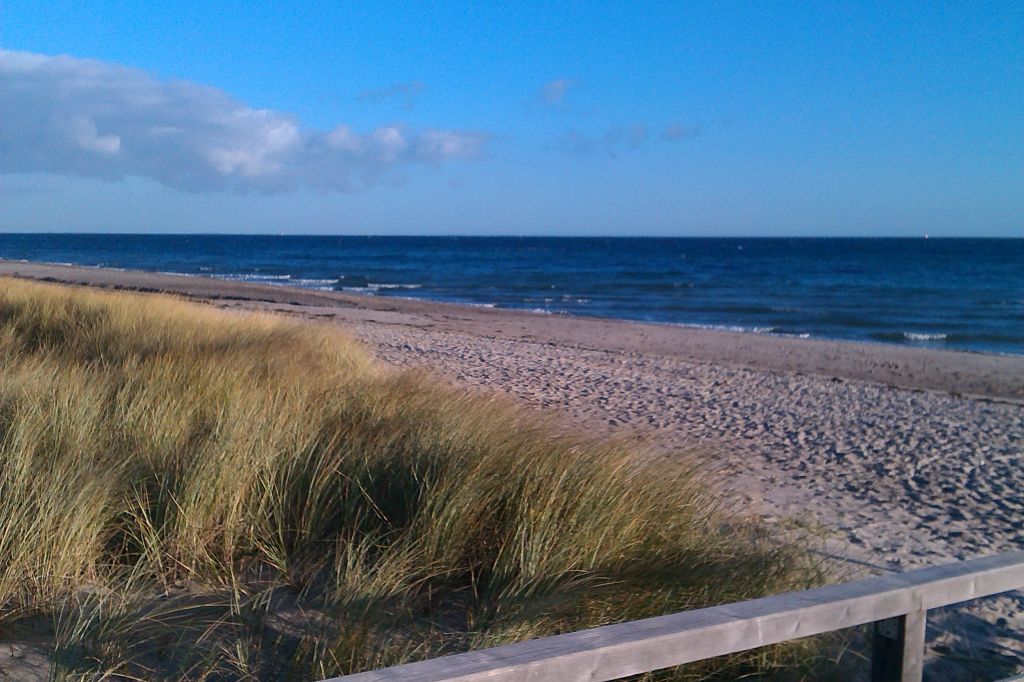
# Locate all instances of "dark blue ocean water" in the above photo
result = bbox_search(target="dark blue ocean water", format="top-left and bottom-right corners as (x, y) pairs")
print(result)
(1, 235), (1022, 355)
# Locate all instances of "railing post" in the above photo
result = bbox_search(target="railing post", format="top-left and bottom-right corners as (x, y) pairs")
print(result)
(871, 609), (926, 682)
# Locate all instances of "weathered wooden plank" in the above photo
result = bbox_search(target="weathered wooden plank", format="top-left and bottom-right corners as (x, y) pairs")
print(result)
(328, 551), (1024, 682)
(901, 609), (927, 681)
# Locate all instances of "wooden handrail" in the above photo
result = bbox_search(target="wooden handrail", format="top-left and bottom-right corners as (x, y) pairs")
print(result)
(327, 551), (1024, 682)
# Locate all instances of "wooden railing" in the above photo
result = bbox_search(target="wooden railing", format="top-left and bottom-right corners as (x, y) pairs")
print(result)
(327, 551), (1024, 682)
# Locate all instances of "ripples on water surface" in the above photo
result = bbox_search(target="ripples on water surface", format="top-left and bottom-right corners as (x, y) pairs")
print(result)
(1, 235), (1021, 355)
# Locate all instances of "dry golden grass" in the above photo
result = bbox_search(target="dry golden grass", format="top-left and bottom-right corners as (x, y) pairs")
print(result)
(0, 278), (824, 680)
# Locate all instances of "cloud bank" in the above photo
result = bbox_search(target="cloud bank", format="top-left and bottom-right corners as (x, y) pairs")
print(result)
(0, 50), (487, 193)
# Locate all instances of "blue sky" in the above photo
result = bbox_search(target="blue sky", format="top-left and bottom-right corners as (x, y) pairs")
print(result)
(1, 1), (1021, 235)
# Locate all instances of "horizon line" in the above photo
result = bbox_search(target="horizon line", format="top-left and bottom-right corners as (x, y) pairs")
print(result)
(0, 232), (1021, 239)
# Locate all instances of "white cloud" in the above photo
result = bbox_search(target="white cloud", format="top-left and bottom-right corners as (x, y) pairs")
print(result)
(0, 50), (488, 193)
(68, 117), (122, 155)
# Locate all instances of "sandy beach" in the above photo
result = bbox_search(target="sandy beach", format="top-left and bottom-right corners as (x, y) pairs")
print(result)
(2, 260), (1023, 678)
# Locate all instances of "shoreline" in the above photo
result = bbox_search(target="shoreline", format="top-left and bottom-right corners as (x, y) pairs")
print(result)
(5, 253), (1022, 354)
(2, 260), (1023, 403)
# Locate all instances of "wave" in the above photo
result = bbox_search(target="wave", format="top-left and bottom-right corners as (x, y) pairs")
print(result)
(869, 331), (948, 343)
(338, 283), (423, 294)
(670, 322), (778, 334)
(665, 323), (815, 340)
(215, 273), (292, 282)
(200, 272), (425, 294)
(903, 331), (948, 341)
(206, 273), (346, 292)
(771, 329), (813, 339)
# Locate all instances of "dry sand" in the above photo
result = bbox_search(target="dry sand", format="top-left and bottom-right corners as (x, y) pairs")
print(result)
(2, 260), (1023, 679)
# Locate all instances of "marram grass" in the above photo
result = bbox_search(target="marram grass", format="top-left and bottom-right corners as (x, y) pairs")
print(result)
(0, 279), (824, 680)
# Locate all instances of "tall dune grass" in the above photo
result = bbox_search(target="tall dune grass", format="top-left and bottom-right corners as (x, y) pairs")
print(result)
(0, 279), (821, 680)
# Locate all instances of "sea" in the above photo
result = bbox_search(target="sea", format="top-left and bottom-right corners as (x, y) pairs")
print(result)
(1, 235), (1021, 355)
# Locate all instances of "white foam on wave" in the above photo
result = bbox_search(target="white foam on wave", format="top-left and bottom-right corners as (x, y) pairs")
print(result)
(211, 274), (349, 291)
(214, 273), (292, 282)
(246, 274), (292, 281)
(671, 322), (777, 334)
(903, 331), (947, 341)
(341, 283), (422, 293)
